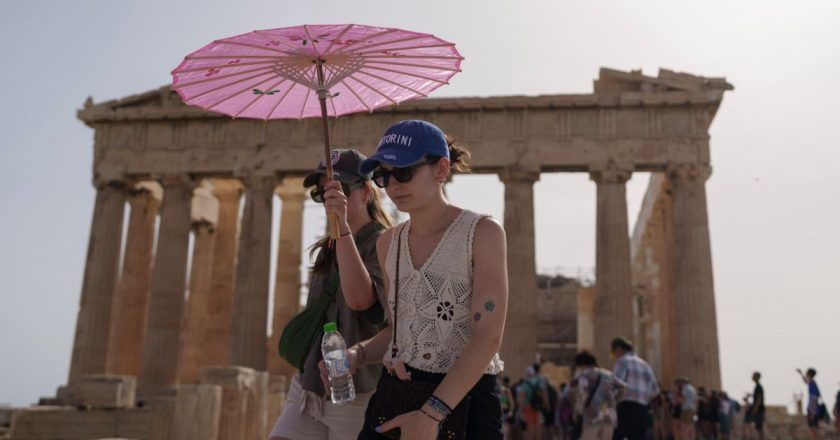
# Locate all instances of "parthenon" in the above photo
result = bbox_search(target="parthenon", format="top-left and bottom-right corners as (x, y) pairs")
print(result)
(8, 67), (732, 439)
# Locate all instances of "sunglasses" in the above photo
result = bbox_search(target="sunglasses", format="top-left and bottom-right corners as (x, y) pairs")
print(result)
(309, 181), (365, 203)
(371, 157), (440, 188)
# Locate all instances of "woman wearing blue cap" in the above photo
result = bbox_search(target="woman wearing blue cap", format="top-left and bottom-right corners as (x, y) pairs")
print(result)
(325, 120), (508, 440)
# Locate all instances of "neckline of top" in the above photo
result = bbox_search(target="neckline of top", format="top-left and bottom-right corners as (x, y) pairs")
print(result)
(403, 209), (467, 272)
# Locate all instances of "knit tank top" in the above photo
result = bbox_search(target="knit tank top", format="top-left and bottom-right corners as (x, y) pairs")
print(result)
(383, 209), (504, 375)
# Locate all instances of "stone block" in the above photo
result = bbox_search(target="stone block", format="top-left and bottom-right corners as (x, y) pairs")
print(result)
(171, 384), (222, 440)
(200, 366), (255, 440)
(8, 406), (149, 440)
(245, 372), (268, 440)
(266, 375), (287, 431)
(57, 375), (135, 408)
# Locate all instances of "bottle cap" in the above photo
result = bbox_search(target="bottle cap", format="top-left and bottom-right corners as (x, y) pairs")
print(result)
(323, 322), (338, 333)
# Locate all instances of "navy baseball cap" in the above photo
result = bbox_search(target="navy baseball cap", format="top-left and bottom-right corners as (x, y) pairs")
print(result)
(359, 120), (449, 174)
(303, 148), (371, 188)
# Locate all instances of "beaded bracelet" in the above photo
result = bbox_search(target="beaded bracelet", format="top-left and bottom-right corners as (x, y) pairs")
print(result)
(425, 395), (452, 417)
(419, 407), (443, 423)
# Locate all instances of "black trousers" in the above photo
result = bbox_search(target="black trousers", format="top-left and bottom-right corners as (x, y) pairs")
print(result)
(358, 366), (503, 440)
(613, 401), (652, 440)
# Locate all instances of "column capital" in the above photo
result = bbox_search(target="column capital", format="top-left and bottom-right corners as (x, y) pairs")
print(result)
(92, 174), (129, 191)
(498, 167), (541, 184)
(275, 176), (307, 201)
(666, 163), (712, 182)
(236, 172), (277, 192)
(210, 178), (244, 202)
(589, 162), (633, 184)
(152, 173), (200, 190)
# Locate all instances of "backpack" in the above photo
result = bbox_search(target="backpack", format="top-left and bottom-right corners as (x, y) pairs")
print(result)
(526, 379), (546, 410)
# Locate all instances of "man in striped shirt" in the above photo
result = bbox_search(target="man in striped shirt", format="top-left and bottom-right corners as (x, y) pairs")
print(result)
(610, 337), (660, 440)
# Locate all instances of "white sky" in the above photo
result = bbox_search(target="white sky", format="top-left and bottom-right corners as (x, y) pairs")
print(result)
(1, 0), (838, 410)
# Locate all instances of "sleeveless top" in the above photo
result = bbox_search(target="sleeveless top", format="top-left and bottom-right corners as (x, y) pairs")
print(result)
(383, 209), (504, 375)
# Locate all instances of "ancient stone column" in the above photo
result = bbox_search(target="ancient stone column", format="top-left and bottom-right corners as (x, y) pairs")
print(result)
(107, 182), (162, 377)
(668, 163), (721, 389)
(178, 222), (217, 383)
(590, 163), (634, 367)
(498, 167), (539, 379)
(178, 181), (220, 383)
(68, 177), (128, 383)
(139, 174), (198, 398)
(203, 179), (243, 368)
(230, 174), (276, 370)
(268, 177), (307, 376)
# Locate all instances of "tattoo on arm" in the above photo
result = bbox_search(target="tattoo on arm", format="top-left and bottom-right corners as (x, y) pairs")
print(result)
(484, 300), (495, 312)
(474, 312), (482, 322)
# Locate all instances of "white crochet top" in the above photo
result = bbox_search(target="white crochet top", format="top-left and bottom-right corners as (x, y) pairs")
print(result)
(383, 209), (504, 375)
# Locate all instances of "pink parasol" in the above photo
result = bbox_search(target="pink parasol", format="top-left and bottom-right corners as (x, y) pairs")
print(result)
(171, 24), (462, 238)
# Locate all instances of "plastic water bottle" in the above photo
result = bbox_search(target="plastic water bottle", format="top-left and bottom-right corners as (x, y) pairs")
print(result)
(321, 322), (356, 404)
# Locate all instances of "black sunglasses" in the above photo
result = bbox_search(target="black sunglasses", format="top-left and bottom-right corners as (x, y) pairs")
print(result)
(371, 157), (440, 188)
(310, 181), (365, 203)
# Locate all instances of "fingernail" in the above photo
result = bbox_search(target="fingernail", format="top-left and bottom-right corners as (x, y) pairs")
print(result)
(375, 426), (382, 432)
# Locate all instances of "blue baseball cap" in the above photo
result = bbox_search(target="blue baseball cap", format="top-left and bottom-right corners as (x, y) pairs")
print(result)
(359, 120), (449, 174)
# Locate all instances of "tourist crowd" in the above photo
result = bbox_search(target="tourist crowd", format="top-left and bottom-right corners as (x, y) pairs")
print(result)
(499, 338), (838, 440)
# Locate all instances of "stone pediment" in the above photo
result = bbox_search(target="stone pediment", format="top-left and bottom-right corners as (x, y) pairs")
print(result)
(77, 68), (732, 126)
(595, 68), (734, 109)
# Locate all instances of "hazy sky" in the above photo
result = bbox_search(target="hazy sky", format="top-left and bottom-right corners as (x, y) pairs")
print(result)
(2, 0), (838, 409)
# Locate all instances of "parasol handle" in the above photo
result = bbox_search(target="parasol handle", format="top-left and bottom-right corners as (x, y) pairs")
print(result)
(316, 58), (340, 240)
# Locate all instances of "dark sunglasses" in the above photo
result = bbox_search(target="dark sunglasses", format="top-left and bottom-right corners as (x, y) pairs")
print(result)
(310, 181), (365, 203)
(371, 157), (440, 188)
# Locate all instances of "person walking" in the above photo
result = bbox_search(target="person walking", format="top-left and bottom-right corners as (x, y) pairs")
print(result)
(610, 337), (660, 440)
(572, 351), (627, 440)
(269, 149), (393, 440)
(675, 378), (697, 440)
(748, 372), (765, 440)
(344, 120), (509, 440)
(797, 368), (824, 440)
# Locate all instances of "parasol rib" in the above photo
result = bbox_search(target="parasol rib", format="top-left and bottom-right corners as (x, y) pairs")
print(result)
(205, 72), (285, 111)
(355, 43), (455, 56)
(176, 65), (276, 88)
(233, 78), (289, 118)
(327, 28), (398, 55)
(360, 65), (448, 84)
(266, 82), (298, 119)
(321, 24), (354, 56)
(186, 70), (279, 101)
(176, 59), (278, 74)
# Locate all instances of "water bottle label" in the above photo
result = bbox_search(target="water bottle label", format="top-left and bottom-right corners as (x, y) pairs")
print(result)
(327, 356), (350, 377)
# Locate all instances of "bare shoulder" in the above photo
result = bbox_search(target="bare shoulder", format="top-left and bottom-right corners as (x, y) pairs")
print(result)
(474, 216), (506, 244)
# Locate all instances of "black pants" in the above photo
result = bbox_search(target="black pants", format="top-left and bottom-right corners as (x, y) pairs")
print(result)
(613, 401), (651, 440)
(358, 366), (503, 440)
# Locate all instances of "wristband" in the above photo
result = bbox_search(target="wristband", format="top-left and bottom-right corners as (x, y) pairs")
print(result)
(426, 395), (453, 417)
(338, 230), (352, 239)
(419, 407), (443, 423)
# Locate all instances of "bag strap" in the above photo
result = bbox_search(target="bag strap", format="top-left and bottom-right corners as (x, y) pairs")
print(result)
(585, 370), (603, 409)
(390, 224), (405, 359)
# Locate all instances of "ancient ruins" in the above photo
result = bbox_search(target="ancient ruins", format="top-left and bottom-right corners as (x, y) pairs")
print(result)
(7, 68), (735, 439)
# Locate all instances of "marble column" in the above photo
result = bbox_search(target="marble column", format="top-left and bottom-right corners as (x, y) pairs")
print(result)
(498, 167), (539, 379)
(68, 177), (128, 383)
(590, 163), (634, 367)
(139, 174), (198, 398)
(178, 181), (220, 383)
(268, 177), (307, 376)
(107, 182), (162, 377)
(230, 174), (276, 370)
(178, 220), (217, 383)
(668, 163), (720, 389)
(203, 179), (243, 368)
